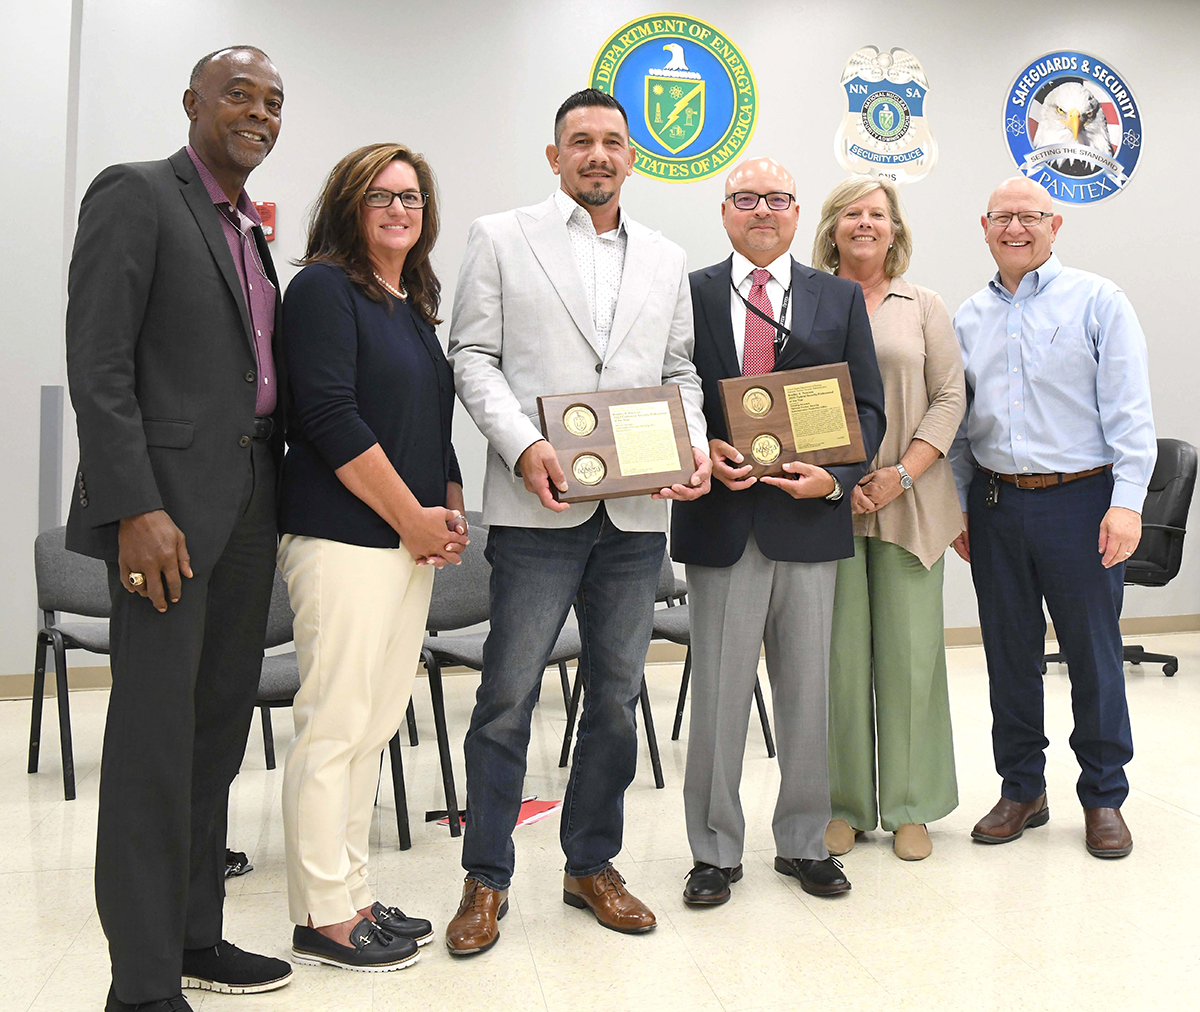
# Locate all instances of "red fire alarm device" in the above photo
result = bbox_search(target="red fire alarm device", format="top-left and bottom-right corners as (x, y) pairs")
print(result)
(254, 201), (276, 240)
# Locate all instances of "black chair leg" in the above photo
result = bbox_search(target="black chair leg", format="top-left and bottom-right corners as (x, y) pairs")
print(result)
(753, 676), (776, 758)
(50, 631), (75, 801)
(260, 706), (276, 770)
(639, 676), (665, 790)
(423, 652), (461, 837)
(388, 732), (412, 851)
(1124, 643), (1179, 677)
(558, 661), (572, 715)
(671, 647), (692, 740)
(28, 634), (49, 775)
(406, 698), (419, 745)
(559, 669), (584, 769)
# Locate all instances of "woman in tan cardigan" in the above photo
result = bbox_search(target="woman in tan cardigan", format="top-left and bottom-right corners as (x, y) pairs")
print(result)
(813, 177), (966, 861)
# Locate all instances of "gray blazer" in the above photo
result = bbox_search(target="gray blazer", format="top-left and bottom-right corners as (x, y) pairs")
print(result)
(448, 192), (706, 532)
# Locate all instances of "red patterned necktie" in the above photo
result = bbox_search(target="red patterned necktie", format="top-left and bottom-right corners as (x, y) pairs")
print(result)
(742, 268), (775, 377)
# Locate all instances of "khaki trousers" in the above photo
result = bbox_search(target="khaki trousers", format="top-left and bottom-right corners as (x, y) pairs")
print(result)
(277, 534), (433, 926)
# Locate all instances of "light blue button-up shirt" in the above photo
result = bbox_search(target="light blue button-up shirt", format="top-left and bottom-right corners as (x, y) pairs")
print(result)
(949, 253), (1155, 513)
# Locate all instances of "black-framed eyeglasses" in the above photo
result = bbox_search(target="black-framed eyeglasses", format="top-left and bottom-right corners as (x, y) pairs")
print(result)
(364, 188), (428, 209)
(986, 210), (1053, 227)
(725, 191), (795, 211)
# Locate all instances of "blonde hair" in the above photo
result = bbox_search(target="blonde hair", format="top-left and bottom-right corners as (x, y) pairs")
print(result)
(811, 176), (912, 277)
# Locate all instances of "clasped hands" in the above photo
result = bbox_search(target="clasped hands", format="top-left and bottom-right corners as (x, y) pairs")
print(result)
(708, 439), (835, 499)
(517, 439), (711, 513)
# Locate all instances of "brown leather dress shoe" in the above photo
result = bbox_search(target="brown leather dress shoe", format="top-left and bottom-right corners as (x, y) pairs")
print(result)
(1084, 807), (1133, 858)
(971, 793), (1050, 844)
(445, 877), (509, 956)
(563, 865), (656, 934)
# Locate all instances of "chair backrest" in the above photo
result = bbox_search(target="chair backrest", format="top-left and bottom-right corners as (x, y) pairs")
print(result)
(263, 567), (295, 649)
(34, 526), (111, 618)
(426, 510), (491, 632)
(1127, 438), (1197, 587)
(655, 552), (679, 602)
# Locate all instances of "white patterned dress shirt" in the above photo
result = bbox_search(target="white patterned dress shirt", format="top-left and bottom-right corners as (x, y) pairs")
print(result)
(554, 187), (627, 358)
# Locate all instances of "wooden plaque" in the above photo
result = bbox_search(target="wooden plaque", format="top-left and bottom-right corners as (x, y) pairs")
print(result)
(537, 385), (693, 503)
(718, 363), (867, 478)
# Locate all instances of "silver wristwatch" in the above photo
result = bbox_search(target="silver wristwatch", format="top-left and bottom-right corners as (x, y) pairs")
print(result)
(825, 476), (844, 501)
(895, 463), (913, 490)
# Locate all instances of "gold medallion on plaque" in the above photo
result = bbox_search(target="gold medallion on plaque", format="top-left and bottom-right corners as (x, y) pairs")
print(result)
(572, 453), (606, 485)
(563, 405), (597, 437)
(751, 433), (781, 465)
(742, 387), (772, 418)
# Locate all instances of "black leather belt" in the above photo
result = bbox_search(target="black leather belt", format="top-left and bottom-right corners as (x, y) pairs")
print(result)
(252, 416), (275, 439)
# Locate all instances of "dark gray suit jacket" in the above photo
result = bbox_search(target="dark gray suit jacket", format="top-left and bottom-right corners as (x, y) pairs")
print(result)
(65, 147), (285, 568)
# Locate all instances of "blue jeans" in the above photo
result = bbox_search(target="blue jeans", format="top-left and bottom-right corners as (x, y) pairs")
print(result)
(461, 505), (665, 890)
(969, 469), (1132, 809)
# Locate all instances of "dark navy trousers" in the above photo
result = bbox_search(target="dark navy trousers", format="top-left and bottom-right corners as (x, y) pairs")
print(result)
(968, 469), (1132, 809)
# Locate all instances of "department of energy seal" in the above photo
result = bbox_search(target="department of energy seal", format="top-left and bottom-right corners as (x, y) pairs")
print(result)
(751, 434), (781, 465)
(742, 387), (772, 418)
(835, 46), (937, 184)
(572, 454), (607, 485)
(1004, 51), (1141, 204)
(590, 14), (757, 182)
(563, 405), (597, 437)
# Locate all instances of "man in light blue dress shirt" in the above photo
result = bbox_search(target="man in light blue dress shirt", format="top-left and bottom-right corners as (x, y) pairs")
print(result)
(949, 177), (1155, 859)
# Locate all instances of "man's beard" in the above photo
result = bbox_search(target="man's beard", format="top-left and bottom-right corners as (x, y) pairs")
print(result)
(577, 185), (615, 207)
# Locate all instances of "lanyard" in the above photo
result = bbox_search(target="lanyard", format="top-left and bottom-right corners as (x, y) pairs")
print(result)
(732, 277), (792, 354)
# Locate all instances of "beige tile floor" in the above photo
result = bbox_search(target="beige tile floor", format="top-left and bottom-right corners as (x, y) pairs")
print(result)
(3, 634), (1199, 1012)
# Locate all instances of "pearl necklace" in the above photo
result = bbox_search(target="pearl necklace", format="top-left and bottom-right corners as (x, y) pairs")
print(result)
(373, 271), (407, 300)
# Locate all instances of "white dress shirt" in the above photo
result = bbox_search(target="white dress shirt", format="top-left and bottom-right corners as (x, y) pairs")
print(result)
(729, 250), (794, 366)
(554, 188), (628, 358)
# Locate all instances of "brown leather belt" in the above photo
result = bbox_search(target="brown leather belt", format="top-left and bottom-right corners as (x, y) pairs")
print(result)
(984, 464), (1111, 490)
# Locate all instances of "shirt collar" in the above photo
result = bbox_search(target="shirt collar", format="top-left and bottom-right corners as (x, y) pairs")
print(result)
(186, 145), (261, 227)
(988, 252), (1062, 301)
(553, 187), (625, 236)
(732, 250), (793, 289)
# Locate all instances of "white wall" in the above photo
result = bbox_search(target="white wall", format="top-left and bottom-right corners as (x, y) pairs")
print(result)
(1, 0), (1195, 673)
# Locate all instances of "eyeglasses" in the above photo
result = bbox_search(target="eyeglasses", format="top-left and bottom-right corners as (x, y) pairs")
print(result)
(986, 211), (1053, 227)
(364, 188), (428, 209)
(725, 191), (795, 211)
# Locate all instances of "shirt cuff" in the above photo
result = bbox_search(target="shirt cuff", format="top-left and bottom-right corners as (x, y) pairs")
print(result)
(1110, 479), (1147, 514)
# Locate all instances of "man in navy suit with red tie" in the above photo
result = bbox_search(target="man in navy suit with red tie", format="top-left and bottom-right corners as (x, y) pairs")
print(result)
(671, 158), (885, 906)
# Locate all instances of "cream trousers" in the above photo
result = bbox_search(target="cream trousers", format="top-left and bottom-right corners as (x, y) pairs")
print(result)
(277, 534), (433, 926)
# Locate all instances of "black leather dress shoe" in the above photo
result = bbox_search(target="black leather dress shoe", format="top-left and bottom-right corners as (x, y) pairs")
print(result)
(371, 901), (435, 945)
(774, 855), (851, 896)
(292, 920), (419, 972)
(682, 863), (743, 906)
(181, 940), (292, 994)
(106, 985), (193, 1011)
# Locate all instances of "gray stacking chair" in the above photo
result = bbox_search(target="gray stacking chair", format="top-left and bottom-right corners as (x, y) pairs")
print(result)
(421, 512), (581, 836)
(253, 568), (418, 850)
(658, 554), (776, 757)
(28, 526), (112, 800)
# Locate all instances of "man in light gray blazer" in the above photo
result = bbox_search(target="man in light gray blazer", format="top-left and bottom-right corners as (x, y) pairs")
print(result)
(445, 89), (710, 954)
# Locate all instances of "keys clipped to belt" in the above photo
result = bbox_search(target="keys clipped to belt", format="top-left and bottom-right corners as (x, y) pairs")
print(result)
(984, 472), (1001, 508)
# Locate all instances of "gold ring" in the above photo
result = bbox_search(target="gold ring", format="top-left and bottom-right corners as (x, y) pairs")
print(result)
(128, 572), (145, 587)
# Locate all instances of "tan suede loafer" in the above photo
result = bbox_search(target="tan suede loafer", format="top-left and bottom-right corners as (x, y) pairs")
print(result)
(824, 819), (859, 856)
(1084, 807), (1132, 858)
(445, 877), (508, 956)
(563, 865), (656, 933)
(893, 823), (932, 861)
(970, 793), (1049, 844)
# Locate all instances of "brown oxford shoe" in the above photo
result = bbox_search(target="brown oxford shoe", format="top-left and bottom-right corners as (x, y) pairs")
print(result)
(563, 865), (656, 934)
(445, 877), (508, 956)
(971, 793), (1050, 844)
(1084, 807), (1133, 858)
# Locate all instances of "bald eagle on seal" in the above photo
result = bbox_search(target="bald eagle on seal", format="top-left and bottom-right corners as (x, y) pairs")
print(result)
(1035, 81), (1113, 173)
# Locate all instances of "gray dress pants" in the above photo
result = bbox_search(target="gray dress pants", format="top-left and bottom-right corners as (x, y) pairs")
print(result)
(683, 532), (837, 867)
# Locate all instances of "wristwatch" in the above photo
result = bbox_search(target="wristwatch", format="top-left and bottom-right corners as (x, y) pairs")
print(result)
(895, 463), (913, 490)
(825, 476), (844, 501)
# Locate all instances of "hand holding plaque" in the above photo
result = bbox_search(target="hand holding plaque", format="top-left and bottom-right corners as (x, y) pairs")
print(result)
(537, 385), (694, 503)
(718, 363), (867, 478)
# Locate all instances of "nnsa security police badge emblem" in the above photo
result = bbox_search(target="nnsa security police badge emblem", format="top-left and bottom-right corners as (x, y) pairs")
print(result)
(591, 14), (757, 182)
(834, 46), (937, 184)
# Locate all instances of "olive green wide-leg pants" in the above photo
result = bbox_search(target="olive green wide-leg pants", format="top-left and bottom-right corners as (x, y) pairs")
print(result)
(827, 536), (958, 832)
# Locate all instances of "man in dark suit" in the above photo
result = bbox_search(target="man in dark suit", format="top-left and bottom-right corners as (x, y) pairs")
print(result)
(671, 158), (885, 906)
(65, 47), (292, 1010)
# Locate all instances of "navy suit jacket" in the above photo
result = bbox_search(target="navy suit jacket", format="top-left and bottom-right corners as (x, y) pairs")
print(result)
(670, 255), (886, 567)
